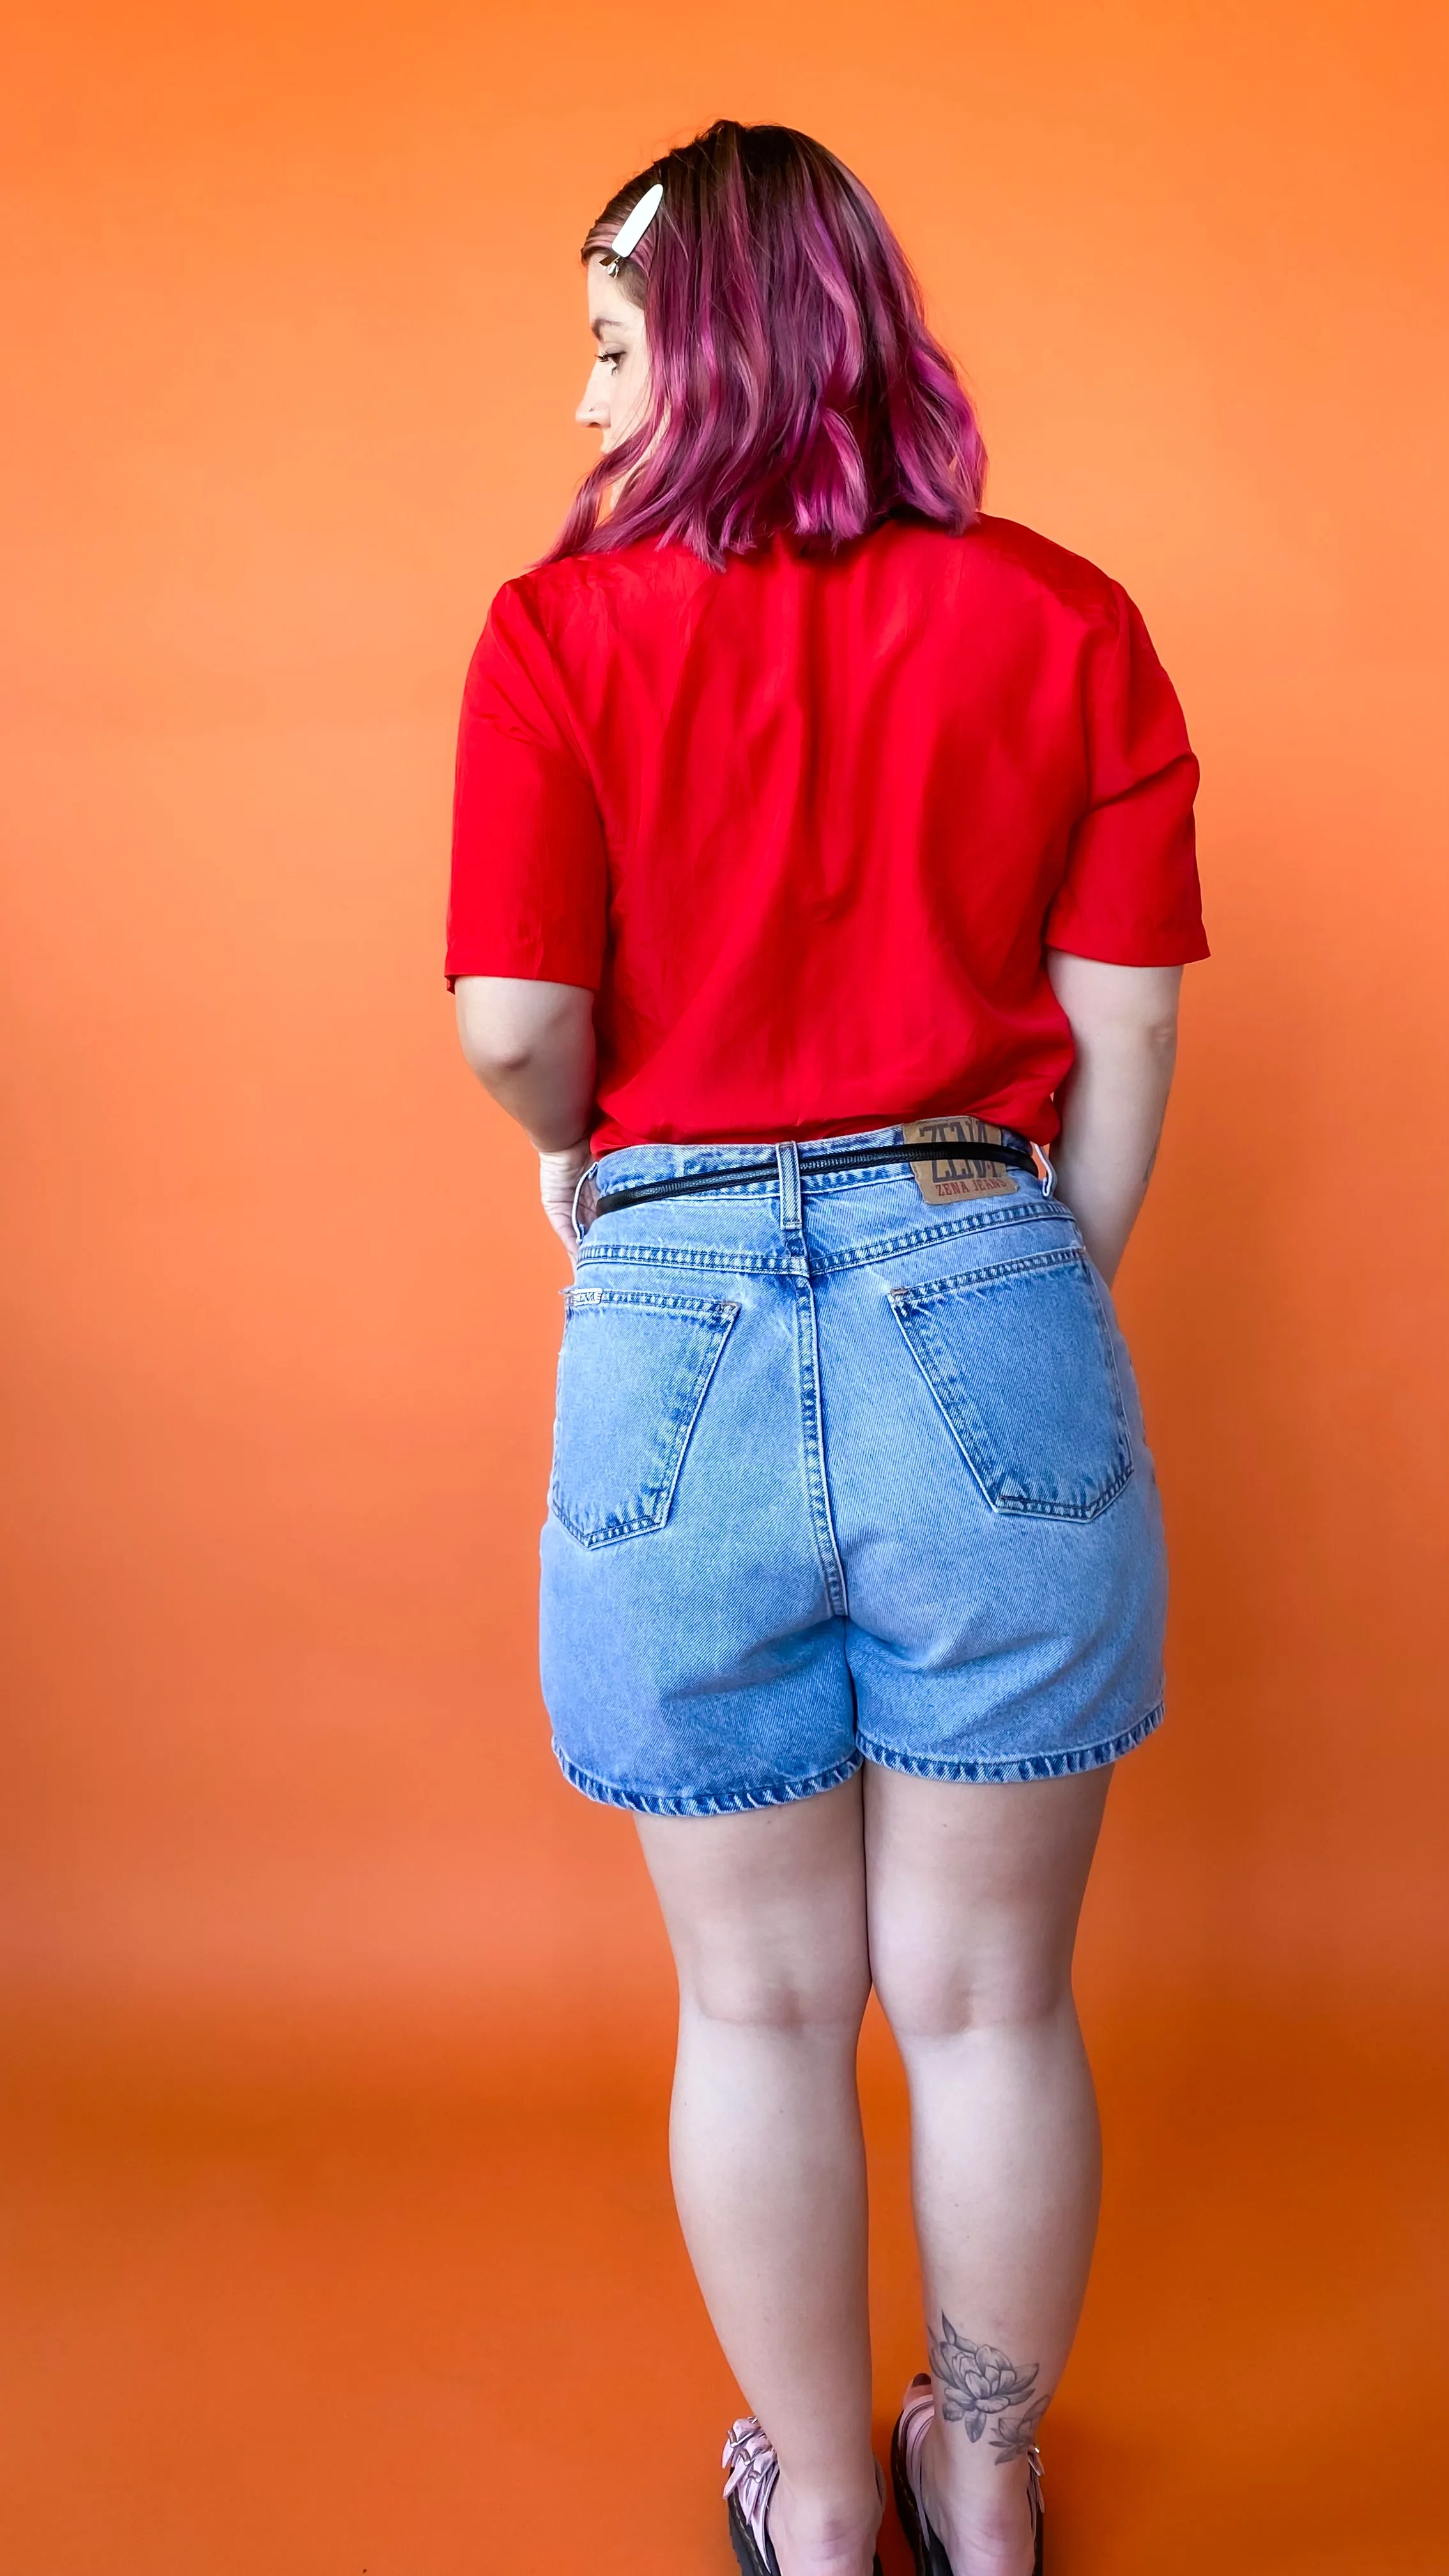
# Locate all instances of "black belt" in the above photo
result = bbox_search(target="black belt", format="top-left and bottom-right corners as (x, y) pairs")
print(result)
(593, 1135), (1038, 1220)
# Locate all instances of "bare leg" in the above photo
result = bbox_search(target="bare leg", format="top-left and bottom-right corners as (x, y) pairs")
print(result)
(636, 1774), (880, 2576)
(865, 1764), (1113, 2576)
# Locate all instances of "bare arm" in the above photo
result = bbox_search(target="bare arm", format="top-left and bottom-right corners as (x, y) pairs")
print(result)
(1045, 953), (1183, 1285)
(453, 975), (596, 1250)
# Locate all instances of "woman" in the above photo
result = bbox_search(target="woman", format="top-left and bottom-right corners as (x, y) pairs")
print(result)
(447, 122), (1206, 2576)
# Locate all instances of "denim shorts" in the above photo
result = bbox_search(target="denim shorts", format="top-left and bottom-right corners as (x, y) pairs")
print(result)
(539, 1126), (1167, 1816)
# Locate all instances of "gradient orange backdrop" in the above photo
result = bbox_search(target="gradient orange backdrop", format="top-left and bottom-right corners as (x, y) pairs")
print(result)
(1, 3), (1446, 2570)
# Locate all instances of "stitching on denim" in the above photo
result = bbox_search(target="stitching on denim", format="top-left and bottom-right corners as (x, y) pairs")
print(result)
(563, 1284), (741, 1315)
(791, 1273), (848, 1618)
(549, 1299), (739, 1547)
(575, 1199), (1068, 1281)
(960, 1463), (1133, 1521)
(776, 1140), (804, 1240)
(889, 1245), (1091, 1308)
(1086, 1266), (1132, 1450)
(553, 1743), (863, 1816)
(855, 1701), (1164, 1784)
(594, 1155), (776, 1189)
(887, 1246), (1134, 1521)
(809, 1199), (1069, 1277)
(576, 1243), (788, 1277)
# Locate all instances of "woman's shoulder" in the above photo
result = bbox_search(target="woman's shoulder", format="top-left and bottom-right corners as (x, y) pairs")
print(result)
(488, 542), (714, 650)
(482, 518), (1131, 668)
(877, 516), (1130, 632)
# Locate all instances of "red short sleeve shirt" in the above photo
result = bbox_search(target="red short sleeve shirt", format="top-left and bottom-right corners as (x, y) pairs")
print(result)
(447, 516), (1206, 1154)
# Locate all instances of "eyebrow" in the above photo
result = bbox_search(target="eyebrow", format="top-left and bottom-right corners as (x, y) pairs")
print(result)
(590, 318), (627, 339)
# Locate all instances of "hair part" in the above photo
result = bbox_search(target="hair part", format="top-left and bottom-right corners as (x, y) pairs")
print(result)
(550, 121), (986, 568)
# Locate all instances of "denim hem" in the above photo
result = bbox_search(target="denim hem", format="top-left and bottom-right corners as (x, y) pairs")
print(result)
(552, 1742), (864, 1818)
(855, 1699), (1165, 1786)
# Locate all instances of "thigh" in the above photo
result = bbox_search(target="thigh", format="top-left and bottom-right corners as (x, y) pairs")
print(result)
(637, 1772), (871, 2027)
(863, 1765), (1112, 2034)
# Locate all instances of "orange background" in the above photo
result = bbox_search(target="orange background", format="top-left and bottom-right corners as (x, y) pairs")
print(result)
(1, 3), (1446, 2570)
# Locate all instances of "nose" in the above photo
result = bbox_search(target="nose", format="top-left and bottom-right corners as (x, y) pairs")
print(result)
(576, 369), (609, 429)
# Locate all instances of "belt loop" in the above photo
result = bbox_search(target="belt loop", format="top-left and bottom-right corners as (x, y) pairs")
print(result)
(776, 1141), (803, 1241)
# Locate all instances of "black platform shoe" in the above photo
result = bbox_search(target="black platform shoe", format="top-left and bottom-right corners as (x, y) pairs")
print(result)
(890, 2375), (1043, 2576)
(723, 2416), (885, 2576)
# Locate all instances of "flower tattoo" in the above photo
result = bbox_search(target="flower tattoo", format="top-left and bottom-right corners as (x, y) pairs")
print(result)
(989, 2397), (1048, 2463)
(927, 2313), (1048, 2464)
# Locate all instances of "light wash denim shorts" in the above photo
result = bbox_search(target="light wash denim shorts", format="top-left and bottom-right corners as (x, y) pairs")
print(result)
(540, 1126), (1167, 1816)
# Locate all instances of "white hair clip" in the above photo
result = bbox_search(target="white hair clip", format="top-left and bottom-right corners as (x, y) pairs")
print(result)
(602, 181), (663, 274)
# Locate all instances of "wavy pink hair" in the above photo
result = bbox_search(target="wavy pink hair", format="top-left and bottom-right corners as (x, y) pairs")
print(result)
(548, 121), (986, 568)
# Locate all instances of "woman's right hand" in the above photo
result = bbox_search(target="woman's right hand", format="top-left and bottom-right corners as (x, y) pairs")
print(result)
(539, 1141), (594, 1257)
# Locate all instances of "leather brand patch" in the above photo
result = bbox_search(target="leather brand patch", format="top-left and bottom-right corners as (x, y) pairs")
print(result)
(902, 1115), (1022, 1205)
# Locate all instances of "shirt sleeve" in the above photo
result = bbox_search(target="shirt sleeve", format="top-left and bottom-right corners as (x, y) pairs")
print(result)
(445, 579), (608, 991)
(1045, 586), (1209, 965)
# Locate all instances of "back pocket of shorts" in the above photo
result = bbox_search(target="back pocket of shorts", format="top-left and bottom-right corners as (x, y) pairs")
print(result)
(550, 1285), (740, 1548)
(889, 1249), (1132, 1520)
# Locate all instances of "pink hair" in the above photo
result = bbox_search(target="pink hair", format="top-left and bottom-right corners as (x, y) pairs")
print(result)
(549, 121), (986, 568)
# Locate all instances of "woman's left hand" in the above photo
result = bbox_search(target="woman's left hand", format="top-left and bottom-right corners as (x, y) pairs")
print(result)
(539, 1142), (594, 1257)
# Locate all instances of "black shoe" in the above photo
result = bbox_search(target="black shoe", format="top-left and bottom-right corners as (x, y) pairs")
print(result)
(723, 2415), (885, 2576)
(890, 2375), (1043, 2576)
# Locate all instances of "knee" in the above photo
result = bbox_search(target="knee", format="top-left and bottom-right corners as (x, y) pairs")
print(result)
(678, 1940), (871, 2038)
(870, 1931), (1073, 2044)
